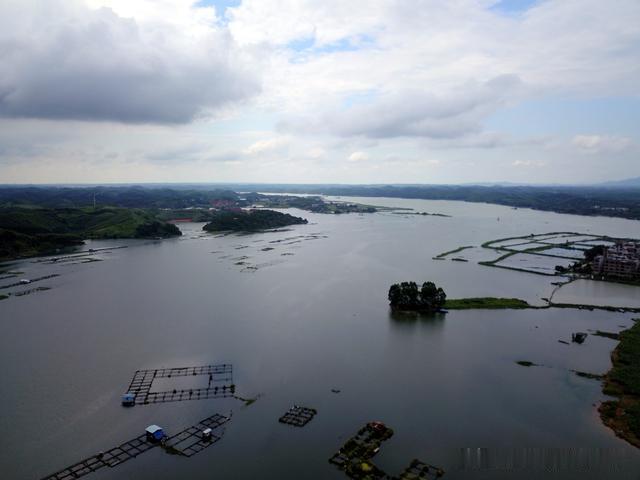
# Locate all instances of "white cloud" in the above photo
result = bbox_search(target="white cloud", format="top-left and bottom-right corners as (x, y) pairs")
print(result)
(347, 151), (369, 162)
(512, 159), (546, 167)
(572, 135), (634, 154)
(1, 0), (640, 183)
(0, 0), (258, 123)
(244, 136), (290, 155)
(281, 75), (523, 140)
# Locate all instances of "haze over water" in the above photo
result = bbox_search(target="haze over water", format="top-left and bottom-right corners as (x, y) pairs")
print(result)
(2, 197), (640, 479)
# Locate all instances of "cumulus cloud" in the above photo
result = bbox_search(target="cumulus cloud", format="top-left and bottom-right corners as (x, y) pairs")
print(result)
(2, 0), (640, 184)
(244, 137), (290, 155)
(347, 151), (369, 162)
(281, 75), (522, 140)
(0, 0), (259, 124)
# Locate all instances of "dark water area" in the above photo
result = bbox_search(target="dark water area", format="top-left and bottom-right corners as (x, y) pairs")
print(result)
(2, 198), (640, 479)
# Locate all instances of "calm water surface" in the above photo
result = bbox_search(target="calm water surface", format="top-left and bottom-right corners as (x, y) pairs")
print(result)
(1, 198), (640, 479)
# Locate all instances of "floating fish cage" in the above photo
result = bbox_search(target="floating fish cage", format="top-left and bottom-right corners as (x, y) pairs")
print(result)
(278, 406), (317, 427)
(572, 332), (588, 344)
(41, 413), (230, 480)
(397, 459), (445, 479)
(329, 423), (444, 479)
(123, 364), (234, 405)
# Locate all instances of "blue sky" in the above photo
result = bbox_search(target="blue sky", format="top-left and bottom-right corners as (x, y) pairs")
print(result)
(491, 0), (539, 14)
(487, 98), (640, 137)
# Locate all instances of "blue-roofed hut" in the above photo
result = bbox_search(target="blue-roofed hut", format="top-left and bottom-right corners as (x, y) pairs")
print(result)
(145, 425), (165, 442)
(121, 393), (135, 406)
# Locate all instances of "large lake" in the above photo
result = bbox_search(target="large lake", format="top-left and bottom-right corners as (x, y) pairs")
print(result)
(2, 197), (640, 479)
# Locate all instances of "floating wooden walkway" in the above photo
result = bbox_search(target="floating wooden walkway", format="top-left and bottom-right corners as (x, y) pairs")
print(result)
(41, 413), (230, 480)
(164, 413), (230, 457)
(125, 364), (234, 405)
(42, 434), (158, 480)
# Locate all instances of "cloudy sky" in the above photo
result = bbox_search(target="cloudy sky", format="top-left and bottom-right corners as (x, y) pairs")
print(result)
(0, 0), (639, 184)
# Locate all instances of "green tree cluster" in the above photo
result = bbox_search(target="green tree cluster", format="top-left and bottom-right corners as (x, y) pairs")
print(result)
(388, 281), (447, 311)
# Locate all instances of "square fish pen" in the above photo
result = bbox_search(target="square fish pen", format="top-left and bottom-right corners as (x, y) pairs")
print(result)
(278, 406), (317, 427)
(124, 364), (234, 405)
(164, 413), (230, 457)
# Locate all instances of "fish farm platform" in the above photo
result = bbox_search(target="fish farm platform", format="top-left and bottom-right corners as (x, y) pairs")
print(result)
(41, 413), (230, 480)
(278, 406), (317, 427)
(125, 364), (235, 405)
(397, 459), (445, 479)
(329, 422), (445, 479)
(42, 434), (158, 480)
(164, 413), (230, 457)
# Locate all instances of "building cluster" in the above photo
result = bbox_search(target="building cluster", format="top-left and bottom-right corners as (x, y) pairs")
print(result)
(591, 241), (640, 280)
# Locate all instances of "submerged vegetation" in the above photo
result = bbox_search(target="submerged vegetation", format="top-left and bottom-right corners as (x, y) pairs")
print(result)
(433, 245), (474, 260)
(600, 321), (640, 448)
(516, 361), (538, 367)
(388, 281), (446, 312)
(203, 209), (308, 232)
(444, 297), (531, 310)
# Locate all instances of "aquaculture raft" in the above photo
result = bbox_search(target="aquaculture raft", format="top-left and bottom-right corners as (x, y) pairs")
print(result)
(329, 422), (445, 479)
(278, 406), (317, 427)
(329, 422), (394, 477)
(42, 434), (159, 480)
(124, 364), (234, 405)
(397, 459), (445, 479)
(164, 413), (230, 457)
(41, 413), (230, 480)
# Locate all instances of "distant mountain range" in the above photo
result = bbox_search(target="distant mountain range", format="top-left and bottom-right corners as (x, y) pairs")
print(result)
(598, 177), (640, 188)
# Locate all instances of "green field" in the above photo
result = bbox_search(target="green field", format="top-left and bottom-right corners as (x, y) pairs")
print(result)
(444, 297), (531, 310)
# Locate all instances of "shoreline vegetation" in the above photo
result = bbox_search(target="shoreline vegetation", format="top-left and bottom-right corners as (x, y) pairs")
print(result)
(392, 293), (640, 313)
(202, 209), (308, 232)
(600, 320), (640, 448)
(0, 187), (380, 262)
(393, 211), (451, 217)
(232, 184), (640, 221)
(0, 207), (181, 261)
(444, 297), (531, 309)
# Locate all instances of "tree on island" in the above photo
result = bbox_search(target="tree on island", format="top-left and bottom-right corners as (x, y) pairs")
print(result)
(388, 281), (447, 311)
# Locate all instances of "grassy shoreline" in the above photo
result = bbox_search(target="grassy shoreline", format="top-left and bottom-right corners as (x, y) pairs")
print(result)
(599, 321), (640, 448)
(444, 297), (531, 310)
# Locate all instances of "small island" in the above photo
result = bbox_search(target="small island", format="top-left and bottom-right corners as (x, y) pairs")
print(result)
(388, 281), (447, 312)
(202, 209), (308, 232)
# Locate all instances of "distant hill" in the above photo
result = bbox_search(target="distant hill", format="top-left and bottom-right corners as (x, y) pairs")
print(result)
(599, 177), (640, 188)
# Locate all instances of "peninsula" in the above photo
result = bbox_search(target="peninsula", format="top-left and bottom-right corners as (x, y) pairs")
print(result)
(0, 207), (181, 261)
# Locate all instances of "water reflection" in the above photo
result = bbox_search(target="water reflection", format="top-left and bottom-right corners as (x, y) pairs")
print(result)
(388, 308), (446, 333)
